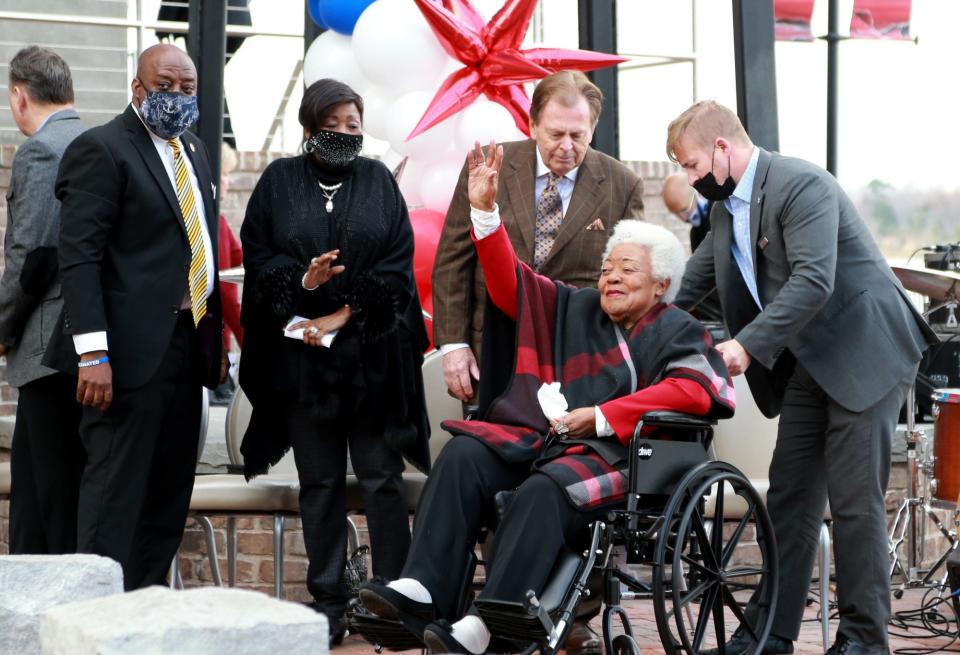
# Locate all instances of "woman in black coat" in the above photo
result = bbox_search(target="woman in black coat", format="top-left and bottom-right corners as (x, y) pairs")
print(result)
(238, 79), (430, 642)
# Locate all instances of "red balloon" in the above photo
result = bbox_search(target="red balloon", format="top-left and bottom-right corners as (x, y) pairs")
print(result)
(409, 208), (444, 306)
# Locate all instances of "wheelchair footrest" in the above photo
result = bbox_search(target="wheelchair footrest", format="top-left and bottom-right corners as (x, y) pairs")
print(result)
(474, 598), (552, 643)
(346, 606), (426, 651)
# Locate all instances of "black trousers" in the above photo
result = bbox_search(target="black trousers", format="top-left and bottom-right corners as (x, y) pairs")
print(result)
(750, 364), (914, 647)
(404, 436), (605, 620)
(76, 314), (203, 590)
(285, 400), (410, 619)
(9, 372), (84, 554)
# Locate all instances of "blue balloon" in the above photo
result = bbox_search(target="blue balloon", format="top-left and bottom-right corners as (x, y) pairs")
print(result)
(318, 0), (377, 36)
(307, 0), (329, 30)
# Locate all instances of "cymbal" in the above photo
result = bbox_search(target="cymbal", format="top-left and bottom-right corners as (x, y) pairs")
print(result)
(892, 265), (960, 303)
(220, 266), (245, 284)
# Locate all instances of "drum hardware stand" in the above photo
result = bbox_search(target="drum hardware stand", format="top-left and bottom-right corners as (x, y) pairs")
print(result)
(889, 387), (959, 595)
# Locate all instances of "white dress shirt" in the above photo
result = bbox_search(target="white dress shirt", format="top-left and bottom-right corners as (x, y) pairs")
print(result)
(723, 146), (762, 309)
(73, 104), (215, 355)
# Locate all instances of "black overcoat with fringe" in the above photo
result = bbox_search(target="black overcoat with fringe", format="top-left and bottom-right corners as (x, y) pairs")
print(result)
(238, 154), (430, 477)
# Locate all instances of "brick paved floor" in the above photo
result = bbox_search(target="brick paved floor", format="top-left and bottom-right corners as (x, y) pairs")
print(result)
(334, 587), (958, 654)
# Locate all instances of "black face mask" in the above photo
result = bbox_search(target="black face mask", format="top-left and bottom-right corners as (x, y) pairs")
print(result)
(693, 148), (736, 202)
(304, 129), (363, 171)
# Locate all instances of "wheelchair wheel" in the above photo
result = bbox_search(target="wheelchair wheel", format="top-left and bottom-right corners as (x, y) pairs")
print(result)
(611, 634), (642, 655)
(652, 461), (778, 655)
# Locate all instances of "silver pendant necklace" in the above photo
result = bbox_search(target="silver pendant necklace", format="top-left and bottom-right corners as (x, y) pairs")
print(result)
(318, 180), (343, 212)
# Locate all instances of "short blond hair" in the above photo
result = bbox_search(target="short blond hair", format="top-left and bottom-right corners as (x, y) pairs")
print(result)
(221, 141), (238, 175)
(666, 100), (750, 163)
(530, 70), (603, 127)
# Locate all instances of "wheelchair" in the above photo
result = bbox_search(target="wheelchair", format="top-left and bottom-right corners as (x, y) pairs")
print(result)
(349, 410), (778, 655)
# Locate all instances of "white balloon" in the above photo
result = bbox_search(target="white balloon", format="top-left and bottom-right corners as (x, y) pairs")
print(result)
(420, 157), (466, 213)
(397, 157), (427, 210)
(453, 99), (525, 155)
(352, 0), (452, 93)
(303, 32), (368, 93)
(360, 84), (391, 140)
(386, 91), (457, 159)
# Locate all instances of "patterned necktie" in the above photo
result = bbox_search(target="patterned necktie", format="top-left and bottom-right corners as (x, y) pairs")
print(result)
(534, 172), (563, 271)
(168, 139), (207, 326)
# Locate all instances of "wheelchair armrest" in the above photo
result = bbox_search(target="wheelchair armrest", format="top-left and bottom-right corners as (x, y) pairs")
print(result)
(635, 410), (715, 433)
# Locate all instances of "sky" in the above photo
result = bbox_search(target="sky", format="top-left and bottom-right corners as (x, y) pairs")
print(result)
(214, 0), (957, 193)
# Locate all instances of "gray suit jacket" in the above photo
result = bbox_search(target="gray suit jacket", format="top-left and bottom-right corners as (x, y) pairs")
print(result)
(676, 148), (937, 417)
(0, 109), (84, 387)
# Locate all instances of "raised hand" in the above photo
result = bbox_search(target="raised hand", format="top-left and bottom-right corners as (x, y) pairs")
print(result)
(466, 139), (504, 212)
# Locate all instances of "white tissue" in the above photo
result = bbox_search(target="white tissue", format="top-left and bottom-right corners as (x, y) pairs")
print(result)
(537, 382), (569, 420)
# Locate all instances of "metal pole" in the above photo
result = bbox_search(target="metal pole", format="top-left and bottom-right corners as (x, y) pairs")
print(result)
(577, 0), (619, 158)
(825, 0), (839, 176)
(187, 0), (226, 191)
(304, 4), (323, 55)
(731, 0), (780, 151)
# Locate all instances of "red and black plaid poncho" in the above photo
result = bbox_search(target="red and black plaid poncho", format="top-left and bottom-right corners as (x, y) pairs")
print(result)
(443, 229), (736, 510)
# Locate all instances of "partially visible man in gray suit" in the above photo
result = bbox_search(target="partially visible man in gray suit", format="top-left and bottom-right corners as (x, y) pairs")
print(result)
(2, 46), (85, 554)
(669, 101), (937, 655)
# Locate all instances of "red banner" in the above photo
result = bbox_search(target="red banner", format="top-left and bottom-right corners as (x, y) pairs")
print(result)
(774, 0), (816, 41)
(850, 0), (912, 40)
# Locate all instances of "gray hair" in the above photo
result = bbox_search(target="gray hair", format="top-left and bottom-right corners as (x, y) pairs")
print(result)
(8, 46), (74, 105)
(601, 220), (686, 304)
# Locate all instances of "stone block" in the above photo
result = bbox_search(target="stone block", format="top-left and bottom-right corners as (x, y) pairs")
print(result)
(40, 586), (328, 655)
(0, 554), (123, 655)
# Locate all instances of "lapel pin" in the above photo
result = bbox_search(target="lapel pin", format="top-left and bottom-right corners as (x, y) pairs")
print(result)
(189, 142), (196, 153)
(758, 236), (769, 249)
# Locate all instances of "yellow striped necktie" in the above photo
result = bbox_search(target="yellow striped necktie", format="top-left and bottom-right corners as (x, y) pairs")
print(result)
(168, 138), (207, 326)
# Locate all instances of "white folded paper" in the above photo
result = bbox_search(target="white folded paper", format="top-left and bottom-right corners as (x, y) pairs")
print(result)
(283, 315), (337, 348)
(537, 382), (568, 420)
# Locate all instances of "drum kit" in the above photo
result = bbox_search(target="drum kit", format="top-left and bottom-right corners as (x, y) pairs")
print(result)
(888, 261), (960, 594)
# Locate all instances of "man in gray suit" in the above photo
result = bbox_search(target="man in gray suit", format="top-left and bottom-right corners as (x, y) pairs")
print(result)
(669, 101), (937, 655)
(2, 46), (85, 554)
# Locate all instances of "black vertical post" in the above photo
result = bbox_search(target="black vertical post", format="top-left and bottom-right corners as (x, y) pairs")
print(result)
(825, 0), (839, 176)
(305, 5), (324, 56)
(187, 0), (227, 193)
(731, 0), (780, 152)
(577, 0), (618, 158)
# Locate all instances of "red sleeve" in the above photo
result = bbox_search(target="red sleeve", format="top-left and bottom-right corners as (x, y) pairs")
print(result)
(228, 225), (243, 267)
(472, 224), (518, 320)
(599, 377), (713, 445)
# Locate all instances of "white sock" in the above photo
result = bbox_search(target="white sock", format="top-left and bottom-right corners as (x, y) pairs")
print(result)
(450, 615), (491, 655)
(386, 578), (432, 605)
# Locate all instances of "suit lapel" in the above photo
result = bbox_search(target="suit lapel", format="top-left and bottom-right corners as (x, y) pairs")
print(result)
(122, 106), (188, 239)
(544, 148), (604, 267)
(503, 140), (537, 259)
(750, 148), (772, 255)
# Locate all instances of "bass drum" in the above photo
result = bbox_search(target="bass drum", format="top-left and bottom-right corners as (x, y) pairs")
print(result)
(931, 388), (960, 507)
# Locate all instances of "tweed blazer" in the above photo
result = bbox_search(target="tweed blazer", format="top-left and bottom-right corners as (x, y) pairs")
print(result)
(0, 110), (84, 387)
(676, 148), (937, 417)
(432, 139), (645, 355)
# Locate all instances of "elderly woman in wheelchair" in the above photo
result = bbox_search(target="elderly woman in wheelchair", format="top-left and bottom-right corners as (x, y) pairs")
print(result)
(354, 143), (773, 655)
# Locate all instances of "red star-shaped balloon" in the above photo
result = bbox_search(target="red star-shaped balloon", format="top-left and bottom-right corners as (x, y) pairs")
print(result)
(407, 0), (628, 141)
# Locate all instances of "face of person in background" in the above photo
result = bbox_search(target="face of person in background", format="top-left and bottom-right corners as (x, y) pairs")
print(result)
(662, 174), (698, 223)
(529, 95), (594, 177)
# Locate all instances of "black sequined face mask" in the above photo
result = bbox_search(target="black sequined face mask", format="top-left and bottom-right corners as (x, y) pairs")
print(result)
(305, 130), (363, 170)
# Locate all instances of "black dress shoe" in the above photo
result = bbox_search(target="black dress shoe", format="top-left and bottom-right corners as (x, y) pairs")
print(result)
(565, 619), (602, 655)
(423, 620), (477, 654)
(700, 626), (794, 655)
(827, 634), (890, 655)
(358, 580), (436, 622)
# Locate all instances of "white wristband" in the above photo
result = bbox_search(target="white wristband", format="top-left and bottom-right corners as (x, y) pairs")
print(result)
(302, 272), (319, 291)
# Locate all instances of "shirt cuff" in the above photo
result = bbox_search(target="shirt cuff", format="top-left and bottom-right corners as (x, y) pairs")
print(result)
(73, 331), (108, 355)
(595, 406), (615, 437)
(439, 342), (470, 356)
(470, 203), (501, 239)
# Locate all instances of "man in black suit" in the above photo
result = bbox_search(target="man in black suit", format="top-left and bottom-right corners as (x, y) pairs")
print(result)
(2, 46), (85, 554)
(669, 101), (937, 655)
(45, 44), (225, 589)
